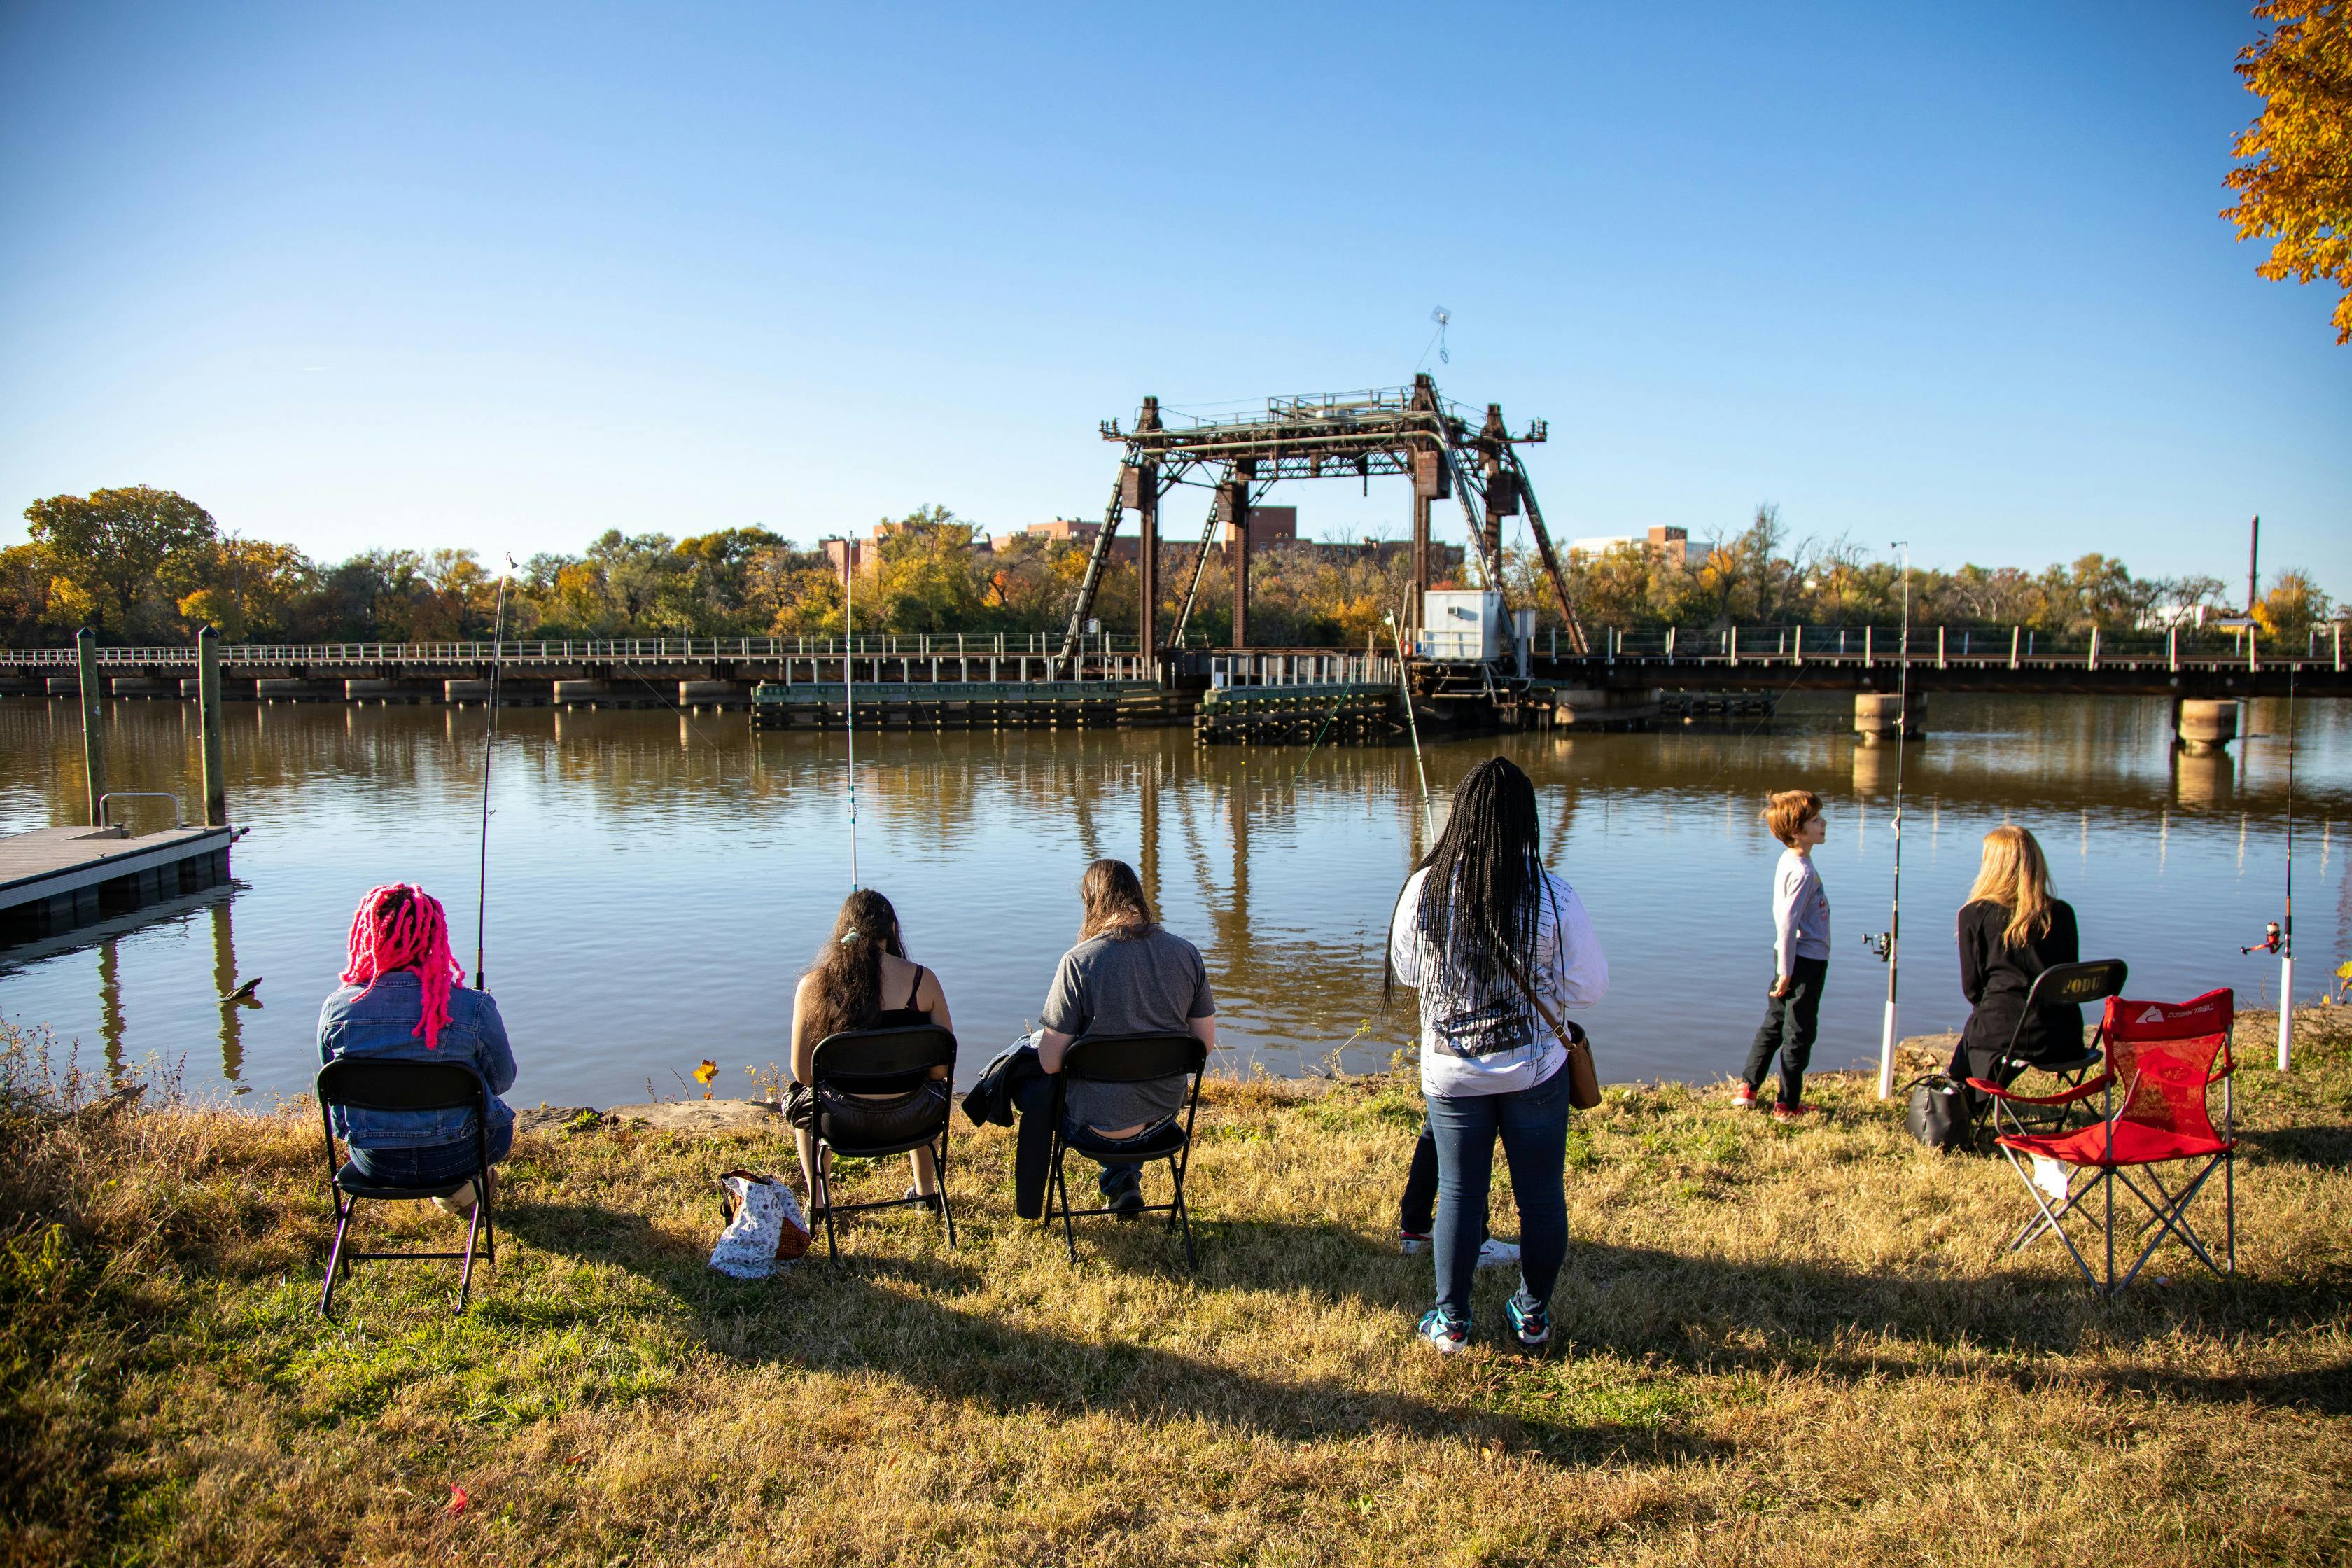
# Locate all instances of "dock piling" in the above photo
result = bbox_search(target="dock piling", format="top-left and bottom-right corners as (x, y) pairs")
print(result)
(76, 628), (104, 825)
(197, 626), (228, 826)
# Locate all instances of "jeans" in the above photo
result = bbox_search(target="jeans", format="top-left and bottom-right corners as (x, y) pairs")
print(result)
(1010, 1065), (1164, 1214)
(1742, 955), (1828, 1108)
(1066, 1119), (1172, 1204)
(349, 1121), (512, 1187)
(1398, 1123), (1488, 1252)
(1425, 1060), (1573, 1322)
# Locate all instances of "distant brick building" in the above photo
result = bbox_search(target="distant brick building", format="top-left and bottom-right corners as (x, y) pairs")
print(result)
(1567, 526), (1690, 569)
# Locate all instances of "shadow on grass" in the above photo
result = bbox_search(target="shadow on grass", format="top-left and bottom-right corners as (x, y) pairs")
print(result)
(499, 1169), (2352, 1472)
(496, 1196), (1725, 1466)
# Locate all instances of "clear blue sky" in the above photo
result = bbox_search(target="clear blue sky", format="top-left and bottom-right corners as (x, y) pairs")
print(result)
(2, 1), (2344, 595)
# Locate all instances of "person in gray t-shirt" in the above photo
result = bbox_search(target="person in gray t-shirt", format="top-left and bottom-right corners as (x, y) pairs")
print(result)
(1034, 858), (1217, 1212)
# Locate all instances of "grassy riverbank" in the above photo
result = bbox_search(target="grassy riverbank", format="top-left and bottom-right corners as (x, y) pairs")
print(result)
(7, 1016), (2352, 1567)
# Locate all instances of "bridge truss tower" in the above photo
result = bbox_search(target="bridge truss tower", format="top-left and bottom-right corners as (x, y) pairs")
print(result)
(1050, 374), (1588, 677)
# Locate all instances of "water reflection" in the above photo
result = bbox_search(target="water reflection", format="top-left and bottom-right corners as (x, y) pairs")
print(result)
(1, 692), (2345, 1106)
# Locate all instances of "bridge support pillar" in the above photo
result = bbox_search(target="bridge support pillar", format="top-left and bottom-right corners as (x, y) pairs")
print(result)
(2175, 698), (2237, 756)
(1854, 691), (1924, 744)
(679, 680), (744, 708)
(344, 679), (398, 702)
(553, 680), (610, 708)
(1551, 687), (1663, 729)
(445, 680), (490, 704)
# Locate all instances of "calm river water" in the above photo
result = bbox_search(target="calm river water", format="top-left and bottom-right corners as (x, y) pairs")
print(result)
(4, 692), (2347, 1109)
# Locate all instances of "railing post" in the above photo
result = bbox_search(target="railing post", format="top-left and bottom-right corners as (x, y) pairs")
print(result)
(2088, 626), (2099, 671)
(1729, 626), (1738, 666)
(2010, 625), (2020, 670)
(1937, 625), (1947, 670)
(1794, 624), (1803, 666)
(2248, 626), (2260, 673)
(2336, 621), (2344, 673)
(2168, 624), (2178, 673)
(1667, 624), (1676, 659)
(1865, 626), (1873, 664)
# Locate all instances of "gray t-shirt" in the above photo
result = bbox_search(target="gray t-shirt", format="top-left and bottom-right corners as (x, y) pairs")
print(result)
(1039, 927), (1215, 1131)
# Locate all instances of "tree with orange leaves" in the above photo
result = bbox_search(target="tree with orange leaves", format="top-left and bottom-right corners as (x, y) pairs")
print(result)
(2222, 3), (2352, 344)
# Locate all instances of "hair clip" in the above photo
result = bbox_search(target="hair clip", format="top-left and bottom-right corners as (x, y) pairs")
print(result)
(840, 930), (861, 944)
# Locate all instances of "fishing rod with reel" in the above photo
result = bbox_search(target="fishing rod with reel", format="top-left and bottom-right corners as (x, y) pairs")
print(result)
(1869, 541), (1912, 1099)
(475, 555), (515, 992)
(2236, 662), (2297, 1068)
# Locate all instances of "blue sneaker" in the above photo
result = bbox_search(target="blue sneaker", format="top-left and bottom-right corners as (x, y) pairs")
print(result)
(1505, 1287), (1551, 1350)
(1416, 1308), (1471, 1354)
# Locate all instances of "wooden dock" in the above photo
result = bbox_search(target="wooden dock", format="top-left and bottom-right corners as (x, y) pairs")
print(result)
(0, 823), (240, 946)
(750, 680), (1198, 732)
(1194, 683), (1403, 746)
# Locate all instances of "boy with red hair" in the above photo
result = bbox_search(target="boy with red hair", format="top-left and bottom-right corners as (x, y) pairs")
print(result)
(1735, 790), (1830, 1123)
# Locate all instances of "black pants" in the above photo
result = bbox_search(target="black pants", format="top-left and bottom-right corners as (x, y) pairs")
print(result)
(1396, 1121), (1488, 1250)
(1742, 955), (1828, 1107)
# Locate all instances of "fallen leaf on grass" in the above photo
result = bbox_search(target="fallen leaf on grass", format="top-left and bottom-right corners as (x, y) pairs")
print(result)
(447, 1484), (470, 1517)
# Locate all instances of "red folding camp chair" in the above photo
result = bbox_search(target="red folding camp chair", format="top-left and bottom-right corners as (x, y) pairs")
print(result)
(1971, 988), (2235, 1298)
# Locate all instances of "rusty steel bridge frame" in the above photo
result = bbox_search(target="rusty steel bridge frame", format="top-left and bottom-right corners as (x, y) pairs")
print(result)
(1049, 375), (1588, 678)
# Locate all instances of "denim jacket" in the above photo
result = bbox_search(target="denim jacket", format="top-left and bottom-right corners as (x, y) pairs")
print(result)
(317, 972), (517, 1149)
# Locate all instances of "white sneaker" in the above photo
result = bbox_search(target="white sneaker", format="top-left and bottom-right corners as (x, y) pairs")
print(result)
(1400, 1232), (1520, 1267)
(431, 1179), (478, 1217)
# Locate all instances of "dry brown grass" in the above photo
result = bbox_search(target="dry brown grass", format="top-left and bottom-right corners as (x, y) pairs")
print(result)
(6, 1011), (2351, 1567)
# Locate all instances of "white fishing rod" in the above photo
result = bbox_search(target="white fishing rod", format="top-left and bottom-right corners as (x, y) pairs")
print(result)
(475, 556), (514, 990)
(845, 548), (859, 890)
(1874, 541), (1912, 1098)
(2280, 659), (2297, 1068)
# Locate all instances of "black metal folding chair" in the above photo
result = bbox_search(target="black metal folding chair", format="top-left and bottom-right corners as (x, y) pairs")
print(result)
(808, 1022), (958, 1263)
(1980, 959), (2128, 1135)
(1043, 1032), (1207, 1268)
(315, 1058), (497, 1316)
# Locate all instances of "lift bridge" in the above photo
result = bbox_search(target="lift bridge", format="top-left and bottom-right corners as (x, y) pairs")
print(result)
(1049, 374), (1587, 680)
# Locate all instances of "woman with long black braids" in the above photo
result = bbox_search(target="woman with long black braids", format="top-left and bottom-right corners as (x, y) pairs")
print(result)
(1387, 757), (1607, 1352)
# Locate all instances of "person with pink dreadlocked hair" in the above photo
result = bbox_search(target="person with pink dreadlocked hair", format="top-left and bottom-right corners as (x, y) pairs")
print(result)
(318, 883), (518, 1209)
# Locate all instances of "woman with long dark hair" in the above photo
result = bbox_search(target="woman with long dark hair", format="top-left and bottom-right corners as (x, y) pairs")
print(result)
(790, 889), (954, 1208)
(1030, 858), (1217, 1216)
(318, 883), (518, 1211)
(1387, 757), (1606, 1352)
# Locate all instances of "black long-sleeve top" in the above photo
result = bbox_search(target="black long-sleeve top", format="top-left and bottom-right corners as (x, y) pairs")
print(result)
(1956, 897), (2085, 1063)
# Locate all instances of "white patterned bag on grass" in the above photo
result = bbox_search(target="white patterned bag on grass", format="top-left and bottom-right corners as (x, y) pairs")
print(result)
(708, 1169), (811, 1279)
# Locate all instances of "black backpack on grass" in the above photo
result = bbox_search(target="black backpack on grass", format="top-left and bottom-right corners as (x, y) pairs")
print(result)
(1904, 1074), (1972, 1152)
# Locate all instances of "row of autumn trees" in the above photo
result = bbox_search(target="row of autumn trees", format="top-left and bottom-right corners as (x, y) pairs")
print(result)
(3, 488), (2340, 648)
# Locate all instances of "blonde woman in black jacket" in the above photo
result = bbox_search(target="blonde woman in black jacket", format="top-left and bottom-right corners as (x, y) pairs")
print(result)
(1949, 825), (2083, 1102)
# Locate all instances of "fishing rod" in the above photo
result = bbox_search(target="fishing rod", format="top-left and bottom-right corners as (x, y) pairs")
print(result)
(1384, 608), (1435, 841)
(845, 549), (859, 891)
(2279, 660), (2297, 1069)
(1872, 540), (1912, 1099)
(475, 556), (514, 990)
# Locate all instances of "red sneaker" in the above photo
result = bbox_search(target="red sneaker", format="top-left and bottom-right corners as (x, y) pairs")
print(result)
(1770, 1102), (1814, 1124)
(1730, 1083), (1756, 1110)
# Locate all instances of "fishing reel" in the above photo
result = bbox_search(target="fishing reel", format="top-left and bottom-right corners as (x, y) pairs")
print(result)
(2240, 921), (2283, 957)
(1861, 931), (1893, 962)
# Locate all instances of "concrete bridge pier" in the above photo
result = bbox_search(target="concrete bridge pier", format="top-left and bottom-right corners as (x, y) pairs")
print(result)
(552, 680), (609, 709)
(2174, 698), (2238, 756)
(1854, 691), (1925, 744)
(679, 680), (743, 710)
(1552, 687), (1663, 729)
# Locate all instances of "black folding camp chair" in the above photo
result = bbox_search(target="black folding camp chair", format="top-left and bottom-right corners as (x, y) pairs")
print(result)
(1979, 959), (2128, 1135)
(315, 1058), (496, 1316)
(808, 1023), (959, 1264)
(1043, 1032), (1207, 1268)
